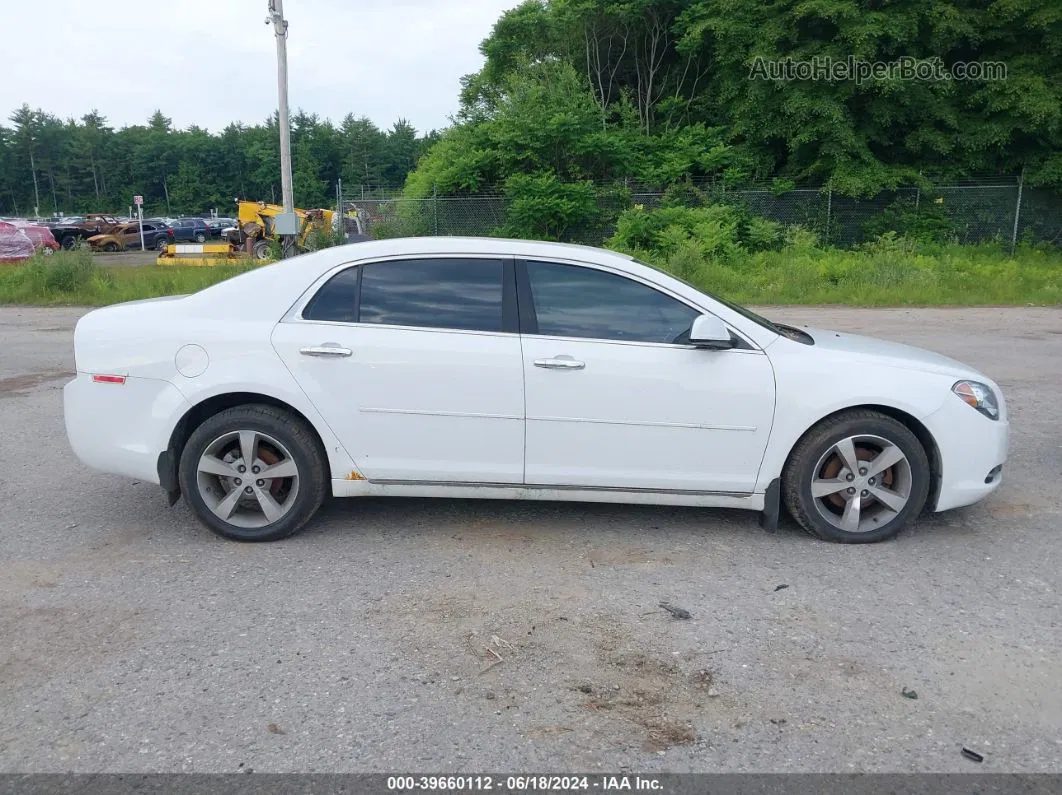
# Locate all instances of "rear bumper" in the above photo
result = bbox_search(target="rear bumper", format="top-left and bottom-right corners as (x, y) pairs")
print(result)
(64, 374), (191, 484)
(926, 399), (1009, 512)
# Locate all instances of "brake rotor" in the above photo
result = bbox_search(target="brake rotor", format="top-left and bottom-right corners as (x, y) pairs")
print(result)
(256, 445), (287, 498)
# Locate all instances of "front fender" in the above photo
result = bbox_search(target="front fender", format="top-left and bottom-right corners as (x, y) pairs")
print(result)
(755, 353), (952, 492)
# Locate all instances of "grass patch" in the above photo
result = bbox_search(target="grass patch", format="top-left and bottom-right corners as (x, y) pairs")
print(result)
(1, 241), (1061, 307)
(0, 250), (258, 306)
(626, 237), (1062, 306)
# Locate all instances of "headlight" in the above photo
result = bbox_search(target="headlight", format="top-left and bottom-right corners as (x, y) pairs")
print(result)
(952, 380), (999, 420)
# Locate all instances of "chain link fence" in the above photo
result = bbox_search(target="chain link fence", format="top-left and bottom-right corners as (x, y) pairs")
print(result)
(338, 176), (1062, 249)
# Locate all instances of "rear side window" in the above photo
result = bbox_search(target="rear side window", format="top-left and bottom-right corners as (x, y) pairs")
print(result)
(301, 258), (505, 332)
(302, 267), (359, 323)
(359, 258), (504, 332)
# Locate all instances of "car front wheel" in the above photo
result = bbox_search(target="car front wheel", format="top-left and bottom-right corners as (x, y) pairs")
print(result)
(782, 410), (930, 543)
(178, 405), (328, 541)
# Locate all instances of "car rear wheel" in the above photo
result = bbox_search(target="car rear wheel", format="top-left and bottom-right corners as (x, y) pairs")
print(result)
(782, 410), (930, 543)
(178, 405), (328, 542)
(155, 237), (169, 251)
(194, 232), (207, 243)
(60, 236), (77, 250)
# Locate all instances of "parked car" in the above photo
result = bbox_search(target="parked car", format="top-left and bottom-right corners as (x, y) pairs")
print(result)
(0, 221), (59, 261)
(168, 217), (211, 243)
(49, 224), (90, 250)
(63, 238), (1008, 544)
(205, 217), (236, 238)
(49, 215), (127, 249)
(17, 222), (61, 255)
(87, 222), (174, 252)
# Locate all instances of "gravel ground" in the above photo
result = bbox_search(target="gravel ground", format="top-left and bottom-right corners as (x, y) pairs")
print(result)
(0, 305), (1060, 774)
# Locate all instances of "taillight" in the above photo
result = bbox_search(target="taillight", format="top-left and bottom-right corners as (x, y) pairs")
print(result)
(92, 374), (126, 385)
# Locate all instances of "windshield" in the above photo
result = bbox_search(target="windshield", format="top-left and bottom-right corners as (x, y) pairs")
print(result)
(634, 258), (783, 335)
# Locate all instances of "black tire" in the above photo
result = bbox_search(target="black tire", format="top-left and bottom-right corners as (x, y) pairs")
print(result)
(781, 410), (930, 544)
(155, 237), (169, 251)
(60, 235), (77, 250)
(102, 242), (120, 252)
(194, 232), (207, 243)
(178, 404), (328, 542)
(252, 239), (271, 260)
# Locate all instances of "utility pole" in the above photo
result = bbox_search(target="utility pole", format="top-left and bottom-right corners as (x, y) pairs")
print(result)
(28, 138), (40, 219)
(267, 0), (295, 257)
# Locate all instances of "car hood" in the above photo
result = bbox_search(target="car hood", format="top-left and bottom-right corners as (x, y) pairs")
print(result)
(798, 326), (984, 379)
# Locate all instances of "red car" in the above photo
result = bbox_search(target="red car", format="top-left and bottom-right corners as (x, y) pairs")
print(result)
(0, 221), (60, 262)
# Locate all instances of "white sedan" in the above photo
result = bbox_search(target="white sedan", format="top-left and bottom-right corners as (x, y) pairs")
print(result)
(64, 237), (1008, 543)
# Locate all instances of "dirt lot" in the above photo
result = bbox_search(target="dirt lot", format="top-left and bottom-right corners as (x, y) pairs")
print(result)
(0, 305), (1060, 773)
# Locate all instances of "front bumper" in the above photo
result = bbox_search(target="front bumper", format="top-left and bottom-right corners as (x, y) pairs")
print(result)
(64, 374), (191, 484)
(925, 398), (1009, 512)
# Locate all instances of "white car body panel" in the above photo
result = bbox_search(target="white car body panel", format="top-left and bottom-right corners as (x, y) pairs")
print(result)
(62, 237), (1008, 522)
(271, 322), (525, 483)
(521, 335), (775, 493)
(67, 292), (360, 485)
(65, 374), (190, 482)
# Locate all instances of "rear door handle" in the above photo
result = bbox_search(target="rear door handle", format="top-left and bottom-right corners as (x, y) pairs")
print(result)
(300, 344), (352, 358)
(534, 356), (585, 370)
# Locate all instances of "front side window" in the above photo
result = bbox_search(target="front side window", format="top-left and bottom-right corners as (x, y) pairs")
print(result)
(525, 260), (699, 344)
(359, 258), (504, 332)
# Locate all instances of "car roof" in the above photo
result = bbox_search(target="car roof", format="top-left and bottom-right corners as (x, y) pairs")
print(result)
(187, 237), (643, 319)
(333, 236), (636, 264)
(124, 235), (784, 348)
(190, 237), (637, 315)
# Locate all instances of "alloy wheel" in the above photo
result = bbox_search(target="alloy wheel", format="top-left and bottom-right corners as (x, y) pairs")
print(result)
(195, 429), (300, 529)
(810, 434), (912, 534)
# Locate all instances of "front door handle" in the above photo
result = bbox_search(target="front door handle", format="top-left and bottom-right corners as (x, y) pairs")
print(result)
(534, 356), (585, 370)
(300, 344), (352, 358)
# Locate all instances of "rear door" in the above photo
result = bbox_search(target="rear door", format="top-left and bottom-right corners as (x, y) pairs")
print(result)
(272, 256), (525, 483)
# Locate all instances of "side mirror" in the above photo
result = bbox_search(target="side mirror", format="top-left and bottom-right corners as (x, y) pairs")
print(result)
(689, 314), (735, 350)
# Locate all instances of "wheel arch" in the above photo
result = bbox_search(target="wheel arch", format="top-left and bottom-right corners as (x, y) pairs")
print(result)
(780, 403), (943, 513)
(159, 391), (332, 501)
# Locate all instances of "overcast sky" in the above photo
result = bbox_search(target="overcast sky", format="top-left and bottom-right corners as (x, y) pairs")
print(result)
(1, 0), (521, 135)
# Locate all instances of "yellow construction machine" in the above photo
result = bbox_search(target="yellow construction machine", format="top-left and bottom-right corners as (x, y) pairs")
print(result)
(157, 199), (360, 266)
(227, 200), (336, 260)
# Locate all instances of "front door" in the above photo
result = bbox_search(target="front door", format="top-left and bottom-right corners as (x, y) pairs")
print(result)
(519, 260), (776, 494)
(272, 256), (525, 484)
